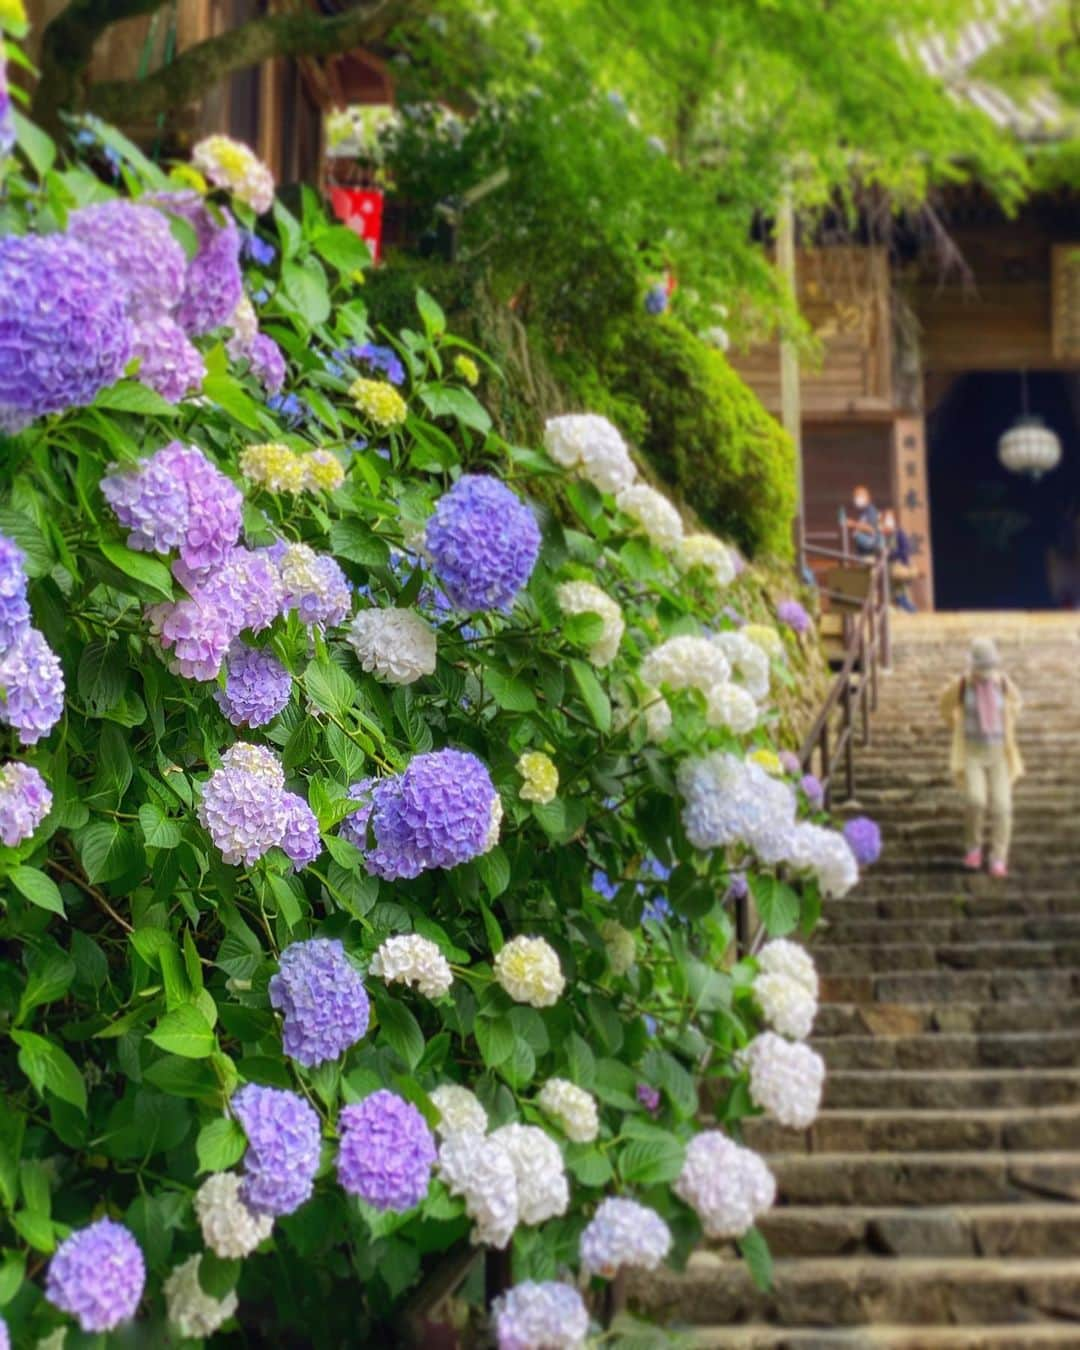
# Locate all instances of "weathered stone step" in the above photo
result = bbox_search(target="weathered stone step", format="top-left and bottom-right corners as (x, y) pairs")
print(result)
(816, 1001), (1080, 1038)
(753, 1202), (1080, 1259)
(769, 1153), (1080, 1206)
(817, 1032), (1080, 1072)
(826, 894), (1080, 920)
(821, 968), (1080, 1005)
(745, 1104), (1080, 1155)
(814, 942), (1078, 975)
(817, 917), (1080, 947)
(633, 1253), (1080, 1327)
(825, 1069), (1080, 1111)
(694, 1322), (1080, 1347)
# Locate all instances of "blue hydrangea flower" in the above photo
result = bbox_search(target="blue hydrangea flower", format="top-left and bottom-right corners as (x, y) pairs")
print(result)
(268, 938), (370, 1067)
(45, 1218), (145, 1333)
(197, 742), (287, 865)
(591, 869), (618, 901)
(267, 392), (310, 426)
(800, 773), (825, 811)
(215, 644), (291, 727)
(249, 333), (286, 394)
(644, 284), (669, 315)
(726, 871), (749, 904)
(232, 1083), (322, 1216)
(425, 475), (541, 612)
(843, 815), (881, 866)
(0, 627), (65, 745)
(130, 317), (206, 403)
(336, 1090), (437, 1212)
(67, 200), (187, 319)
(349, 342), (405, 386)
(280, 791), (321, 868)
(641, 896), (672, 924)
(242, 231), (277, 267)
(0, 234), (132, 428)
(0, 534), (30, 653)
(0, 761), (52, 847)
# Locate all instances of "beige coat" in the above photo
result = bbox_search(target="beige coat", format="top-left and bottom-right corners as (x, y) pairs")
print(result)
(939, 675), (1024, 787)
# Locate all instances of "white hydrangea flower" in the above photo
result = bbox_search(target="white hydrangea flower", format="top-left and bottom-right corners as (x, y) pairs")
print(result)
(491, 1124), (569, 1225)
(785, 822), (859, 898)
(640, 636), (730, 706)
(747, 1032), (826, 1129)
(192, 134), (275, 213)
(677, 752), (797, 864)
(555, 581), (625, 667)
(600, 919), (636, 976)
(615, 483), (684, 550)
(347, 607), (437, 685)
(580, 1197), (672, 1277)
(370, 934), (453, 999)
(744, 623), (784, 660)
(493, 936), (565, 1008)
(706, 682), (758, 734)
(643, 690), (673, 741)
(226, 295), (259, 360)
(754, 973), (818, 1041)
(492, 1281), (590, 1350)
(713, 630), (771, 702)
(758, 939), (818, 998)
(430, 1084), (489, 1138)
(680, 533), (736, 586)
(537, 1078), (599, 1144)
(194, 1172), (274, 1258)
(673, 1131), (776, 1238)
(437, 1129), (519, 1248)
(484, 794), (504, 853)
(164, 1255), (239, 1339)
(516, 751), (559, 805)
(542, 413), (637, 495)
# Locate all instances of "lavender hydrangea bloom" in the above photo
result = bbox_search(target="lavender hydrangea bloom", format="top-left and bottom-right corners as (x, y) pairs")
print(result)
(279, 792), (321, 868)
(843, 814), (882, 865)
(492, 1282), (590, 1350)
(130, 317), (205, 403)
(636, 1082), (661, 1113)
(349, 342), (405, 385)
(197, 742), (288, 865)
(800, 773), (825, 810)
(0, 762), (52, 846)
(153, 193), (243, 336)
(0, 627), (65, 745)
(278, 543), (350, 629)
(353, 748), (498, 881)
(0, 54), (14, 161)
(215, 644), (291, 727)
(269, 938), (370, 1067)
(0, 235), (132, 425)
(777, 599), (811, 635)
(726, 871), (750, 904)
(249, 332), (286, 394)
(425, 475), (541, 612)
(336, 1090), (437, 1211)
(232, 1083), (322, 1217)
(67, 200), (187, 319)
(0, 1312), (7, 1350)
(338, 778), (375, 850)
(592, 868), (618, 901)
(779, 750), (801, 776)
(45, 1218), (146, 1333)
(148, 592), (233, 683)
(0, 534), (30, 652)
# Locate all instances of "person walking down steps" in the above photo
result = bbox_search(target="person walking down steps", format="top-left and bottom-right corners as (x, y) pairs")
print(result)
(939, 637), (1023, 878)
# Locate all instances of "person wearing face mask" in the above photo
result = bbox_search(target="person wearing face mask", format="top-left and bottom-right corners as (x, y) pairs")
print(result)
(939, 638), (1023, 879)
(848, 485), (881, 558)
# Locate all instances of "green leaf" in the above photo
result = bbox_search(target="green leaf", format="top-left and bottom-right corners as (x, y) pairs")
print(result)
(329, 519), (391, 567)
(77, 639), (127, 716)
(474, 1014), (514, 1069)
(416, 287), (447, 337)
(8, 867), (64, 917)
(93, 380), (180, 417)
(0, 1250), (26, 1306)
(476, 846), (510, 899)
(564, 1033), (596, 1088)
(199, 1251), (241, 1299)
(0, 1111), (25, 1210)
(312, 224), (371, 274)
(138, 802), (182, 850)
(273, 199), (303, 257)
(619, 1134), (685, 1186)
(739, 1227), (774, 1291)
(564, 1143), (613, 1187)
(202, 373), (265, 430)
(376, 1000), (425, 1071)
(304, 658), (355, 719)
(98, 538), (174, 599)
(570, 658), (612, 732)
(12, 109), (56, 177)
(12, 1031), (87, 1114)
(0, 508), (51, 578)
(196, 1117), (247, 1173)
(77, 820), (140, 884)
(282, 257), (331, 324)
(147, 1004), (216, 1059)
(478, 899), (503, 954)
(419, 385), (492, 434)
(750, 874), (800, 937)
(484, 669), (537, 712)
(16, 951), (76, 1025)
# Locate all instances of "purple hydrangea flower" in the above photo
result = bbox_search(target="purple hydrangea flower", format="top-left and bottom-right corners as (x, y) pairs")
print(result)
(349, 343), (405, 386)
(279, 791), (321, 868)
(777, 599), (811, 635)
(800, 773), (825, 811)
(197, 742), (287, 865)
(492, 1282), (590, 1350)
(249, 332), (286, 394)
(337, 778), (375, 851)
(67, 200), (187, 319)
(0, 761), (52, 846)
(644, 284), (669, 315)
(215, 644), (291, 727)
(232, 1083), (322, 1217)
(102, 442), (243, 577)
(347, 748), (498, 881)
(0, 534), (30, 653)
(0, 627), (65, 745)
(153, 193), (243, 336)
(0, 54), (14, 161)
(425, 475), (541, 612)
(278, 544), (350, 629)
(336, 1090), (437, 1211)
(148, 592), (233, 682)
(778, 750), (801, 776)
(130, 317), (206, 403)
(45, 1218), (145, 1333)
(0, 1312), (8, 1350)
(727, 871), (750, 904)
(0, 235), (132, 426)
(268, 937), (370, 1067)
(843, 815), (882, 866)
(636, 1082), (661, 1114)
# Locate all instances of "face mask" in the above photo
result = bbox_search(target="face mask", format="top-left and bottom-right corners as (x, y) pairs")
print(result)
(854, 496), (868, 511)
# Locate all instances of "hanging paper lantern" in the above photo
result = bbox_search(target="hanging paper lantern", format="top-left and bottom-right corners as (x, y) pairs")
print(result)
(997, 415), (1062, 480)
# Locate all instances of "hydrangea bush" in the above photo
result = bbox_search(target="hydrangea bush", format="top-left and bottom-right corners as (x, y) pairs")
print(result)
(0, 94), (872, 1347)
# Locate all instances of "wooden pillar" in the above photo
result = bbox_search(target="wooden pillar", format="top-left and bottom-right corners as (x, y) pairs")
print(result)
(891, 416), (935, 610)
(777, 188), (805, 569)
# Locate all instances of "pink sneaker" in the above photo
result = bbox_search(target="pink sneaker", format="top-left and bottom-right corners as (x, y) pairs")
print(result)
(989, 859), (1008, 879)
(963, 849), (983, 871)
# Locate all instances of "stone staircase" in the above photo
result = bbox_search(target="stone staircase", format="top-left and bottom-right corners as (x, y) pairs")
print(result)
(644, 614), (1080, 1347)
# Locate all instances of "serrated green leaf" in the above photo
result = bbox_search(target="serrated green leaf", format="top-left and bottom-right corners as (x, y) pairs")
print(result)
(283, 257), (330, 324)
(750, 874), (800, 937)
(12, 1031), (86, 1113)
(202, 372), (265, 429)
(329, 518), (391, 567)
(77, 638), (127, 716)
(93, 380), (180, 417)
(196, 1118), (247, 1173)
(312, 224), (371, 274)
(304, 658), (355, 719)
(98, 538), (174, 599)
(619, 1134), (685, 1186)
(16, 951), (75, 1026)
(415, 287), (446, 337)
(77, 820), (140, 884)
(147, 1004), (215, 1059)
(8, 866), (64, 916)
(138, 801), (182, 849)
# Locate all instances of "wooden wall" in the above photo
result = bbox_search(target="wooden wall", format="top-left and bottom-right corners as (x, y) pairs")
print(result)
(802, 422), (895, 543)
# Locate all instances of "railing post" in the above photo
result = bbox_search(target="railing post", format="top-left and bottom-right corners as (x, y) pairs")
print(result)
(842, 671), (854, 800)
(820, 722), (831, 810)
(880, 556), (892, 672)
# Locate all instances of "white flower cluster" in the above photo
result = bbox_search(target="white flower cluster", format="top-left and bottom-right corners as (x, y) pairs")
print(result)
(491, 1280), (590, 1350)
(226, 296), (259, 359)
(615, 483), (684, 551)
(579, 1197), (672, 1277)
(674, 1131), (776, 1239)
(438, 1129), (520, 1248)
(680, 533), (735, 586)
(641, 636), (730, 702)
(347, 607), (437, 685)
(164, 1255), (238, 1339)
(194, 1172), (274, 1258)
(537, 1078), (599, 1143)
(708, 681), (758, 734)
(555, 580), (624, 667)
(491, 1124), (569, 1225)
(787, 821), (860, 899)
(755, 939), (819, 1042)
(192, 134), (275, 213)
(713, 630), (771, 702)
(493, 936), (565, 1008)
(370, 934), (453, 999)
(542, 413), (636, 494)
(430, 1084), (488, 1137)
(747, 1032), (826, 1129)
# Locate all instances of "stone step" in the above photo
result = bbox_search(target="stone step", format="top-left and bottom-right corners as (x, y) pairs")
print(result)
(768, 1153), (1080, 1206)
(817, 917), (1080, 947)
(814, 943), (1079, 975)
(632, 1254), (1080, 1327)
(820, 968), (1080, 1005)
(745, 1104), (1080, 1155)
(816, 1032), (1080, 1072)
(693, 1322), (1080, 1347)
(824, 1069), (1080, 1110)
(754, 1202), (1080, 1259)
(816, 1001), (1080, 1038)
(826, 894), (1080, 920)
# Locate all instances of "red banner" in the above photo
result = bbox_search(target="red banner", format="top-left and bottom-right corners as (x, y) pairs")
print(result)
(329, 187), (385, 264)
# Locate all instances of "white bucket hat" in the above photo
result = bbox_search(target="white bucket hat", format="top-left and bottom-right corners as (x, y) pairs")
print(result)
(970, 637), (1001, 674)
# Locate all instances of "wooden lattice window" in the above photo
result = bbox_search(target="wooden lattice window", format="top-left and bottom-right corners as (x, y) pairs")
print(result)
(1051, 244), (1080, 360)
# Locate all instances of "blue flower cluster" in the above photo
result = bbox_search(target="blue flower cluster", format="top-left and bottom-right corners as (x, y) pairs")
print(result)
(269, 938), (370, 1067)
(215, 643), (292, 728)
(232, 1084), (322, 1217)
(0, 535), (64, 746)
(425, 475), (541, 612)
(336, 1090), (437, 1212)
(348, 342), (405, 386)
